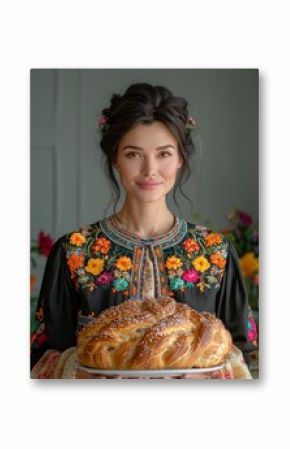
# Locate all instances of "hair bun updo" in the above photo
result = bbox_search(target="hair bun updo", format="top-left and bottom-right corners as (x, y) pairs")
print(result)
(101, 94), (123, 123)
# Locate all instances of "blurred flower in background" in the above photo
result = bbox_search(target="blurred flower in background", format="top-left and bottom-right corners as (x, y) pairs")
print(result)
(221, 209), (259, 311)
(37, 231), (54, 257)
(30, 231), (54, 333)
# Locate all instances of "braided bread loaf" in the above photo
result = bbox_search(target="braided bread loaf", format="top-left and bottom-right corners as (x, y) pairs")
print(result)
(77, 297), (233, 370)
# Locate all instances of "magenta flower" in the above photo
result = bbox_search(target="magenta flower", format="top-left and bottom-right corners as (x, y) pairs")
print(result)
(182, 269), (200, 283)
(96, 271), (114, 286)
(248, 318), (257, 342)
(238, 210), (253, 227)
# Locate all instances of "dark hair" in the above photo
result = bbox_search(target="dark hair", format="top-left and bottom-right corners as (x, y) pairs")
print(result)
(98, 82), (198, 217)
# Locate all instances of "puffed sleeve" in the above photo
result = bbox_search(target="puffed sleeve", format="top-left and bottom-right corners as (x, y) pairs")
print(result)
(30, 236), (80, 369)
(215, 238), (257, 355)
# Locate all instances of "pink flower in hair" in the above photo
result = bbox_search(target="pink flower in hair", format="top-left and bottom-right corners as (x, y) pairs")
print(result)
(98, 115), (109, 128)
(187, 115), (196, 126)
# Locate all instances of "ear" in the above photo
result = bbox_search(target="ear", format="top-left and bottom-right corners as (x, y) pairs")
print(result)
(178, 155), (183, 169)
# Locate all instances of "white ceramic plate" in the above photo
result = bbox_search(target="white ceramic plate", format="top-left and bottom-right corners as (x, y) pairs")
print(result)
(77, 364), (225, 377)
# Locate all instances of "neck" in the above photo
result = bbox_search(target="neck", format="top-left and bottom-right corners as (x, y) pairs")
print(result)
(114, 199), (175, 239)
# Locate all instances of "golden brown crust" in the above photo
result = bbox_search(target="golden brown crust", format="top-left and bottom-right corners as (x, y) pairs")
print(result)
(77, 297), (232, 370)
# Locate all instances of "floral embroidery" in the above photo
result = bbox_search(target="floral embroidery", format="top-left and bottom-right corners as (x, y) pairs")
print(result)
(67, 253), (85, 273)
(85, 258), (105, 276)
(30, 306), (48, 353)
(204, 232), (223, 247)
(210, 252), (226, 269)
(164, 226), (228, 293)
(165, 255), (183, 270)
(115, 256), (132, 271)
(63, 223), (228, 296)
(92, 236), (111, 254)
(30, 322), (48, 348)
(70, 232), (86, 246)
(192, 255), (211, 273)
(247, 306), (258, 345)
(64, 225), (133, 295)
(182, 238), (200, 253)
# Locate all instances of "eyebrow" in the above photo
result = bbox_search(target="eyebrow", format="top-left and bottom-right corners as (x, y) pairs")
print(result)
(121, 144), (176, 151)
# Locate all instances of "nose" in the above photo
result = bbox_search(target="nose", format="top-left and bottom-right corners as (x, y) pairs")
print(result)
(140, 155), (158, 177)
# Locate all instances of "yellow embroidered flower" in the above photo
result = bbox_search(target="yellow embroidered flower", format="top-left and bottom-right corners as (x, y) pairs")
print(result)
(196, 281), (206, 292)
(165, 256), (183, 270)
(115, 256), (132, 271)
(92, 236), (111, 254)
(85, 258), (104, 276)
(204, 232), (223, 247)
(239, 252), (259, 278)
(210, 252), (226, 269)
(192, 255), (210, 272)
(70, 232), (86, 246)
(67, 253), (85, 274)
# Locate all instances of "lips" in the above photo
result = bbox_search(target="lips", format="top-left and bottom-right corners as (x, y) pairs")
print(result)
(137, 182), (163, 186)
(136, 181), (163, 190)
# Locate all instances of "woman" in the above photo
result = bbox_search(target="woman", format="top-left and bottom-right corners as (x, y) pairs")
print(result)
(30, 83), (257, 378)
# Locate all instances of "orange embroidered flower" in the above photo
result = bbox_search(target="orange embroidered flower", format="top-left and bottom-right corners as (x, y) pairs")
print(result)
(165, 256), (183, 270)
(182, 238), (200, 254)
(67, 253), (85, 273)
(115, 256), (132, 271)
(85, 258), (104, 276)
(192, 256), (210, 272)
(204, 232), (223, 247)
(210, 252), (226, 269)
(239, 252), (259, 278)
(92, 236), (111, 254)
(70, 232), (86, 246)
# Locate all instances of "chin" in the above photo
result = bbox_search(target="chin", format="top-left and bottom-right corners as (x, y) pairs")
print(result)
(133, 189), (171, 203)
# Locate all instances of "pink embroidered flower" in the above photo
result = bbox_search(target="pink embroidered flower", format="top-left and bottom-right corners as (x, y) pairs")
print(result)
(182, 269), (200, 283)
(248, 318), (258, 341)
(96, 271), (114, 286)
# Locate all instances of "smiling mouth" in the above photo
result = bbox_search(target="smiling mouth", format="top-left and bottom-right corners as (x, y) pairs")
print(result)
(136, 182), (163, 189)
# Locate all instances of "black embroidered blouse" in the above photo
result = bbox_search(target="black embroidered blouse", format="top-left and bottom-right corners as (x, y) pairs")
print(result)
(30, 214), (257, 368)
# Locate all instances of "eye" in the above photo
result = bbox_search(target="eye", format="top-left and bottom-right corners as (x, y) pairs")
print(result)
(125, 151), (172, 158)
(160, 151), (172, 157)
(125, 151), (139, 158)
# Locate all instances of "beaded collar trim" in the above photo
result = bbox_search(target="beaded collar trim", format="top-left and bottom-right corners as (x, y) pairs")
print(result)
(99, 214), (188, 250)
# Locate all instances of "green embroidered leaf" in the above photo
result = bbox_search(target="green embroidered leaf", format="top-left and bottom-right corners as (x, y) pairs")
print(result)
(85, 237), (95, 257)
(185, 282), (195, 289)
(204, 275), (218, 285)
(78, 276), (91, 284)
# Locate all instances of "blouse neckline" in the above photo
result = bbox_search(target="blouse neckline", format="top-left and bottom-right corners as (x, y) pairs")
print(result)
(99, 213), (188, 250)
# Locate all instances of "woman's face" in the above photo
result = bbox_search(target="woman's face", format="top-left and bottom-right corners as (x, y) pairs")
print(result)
(114, 121), (183, 202)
